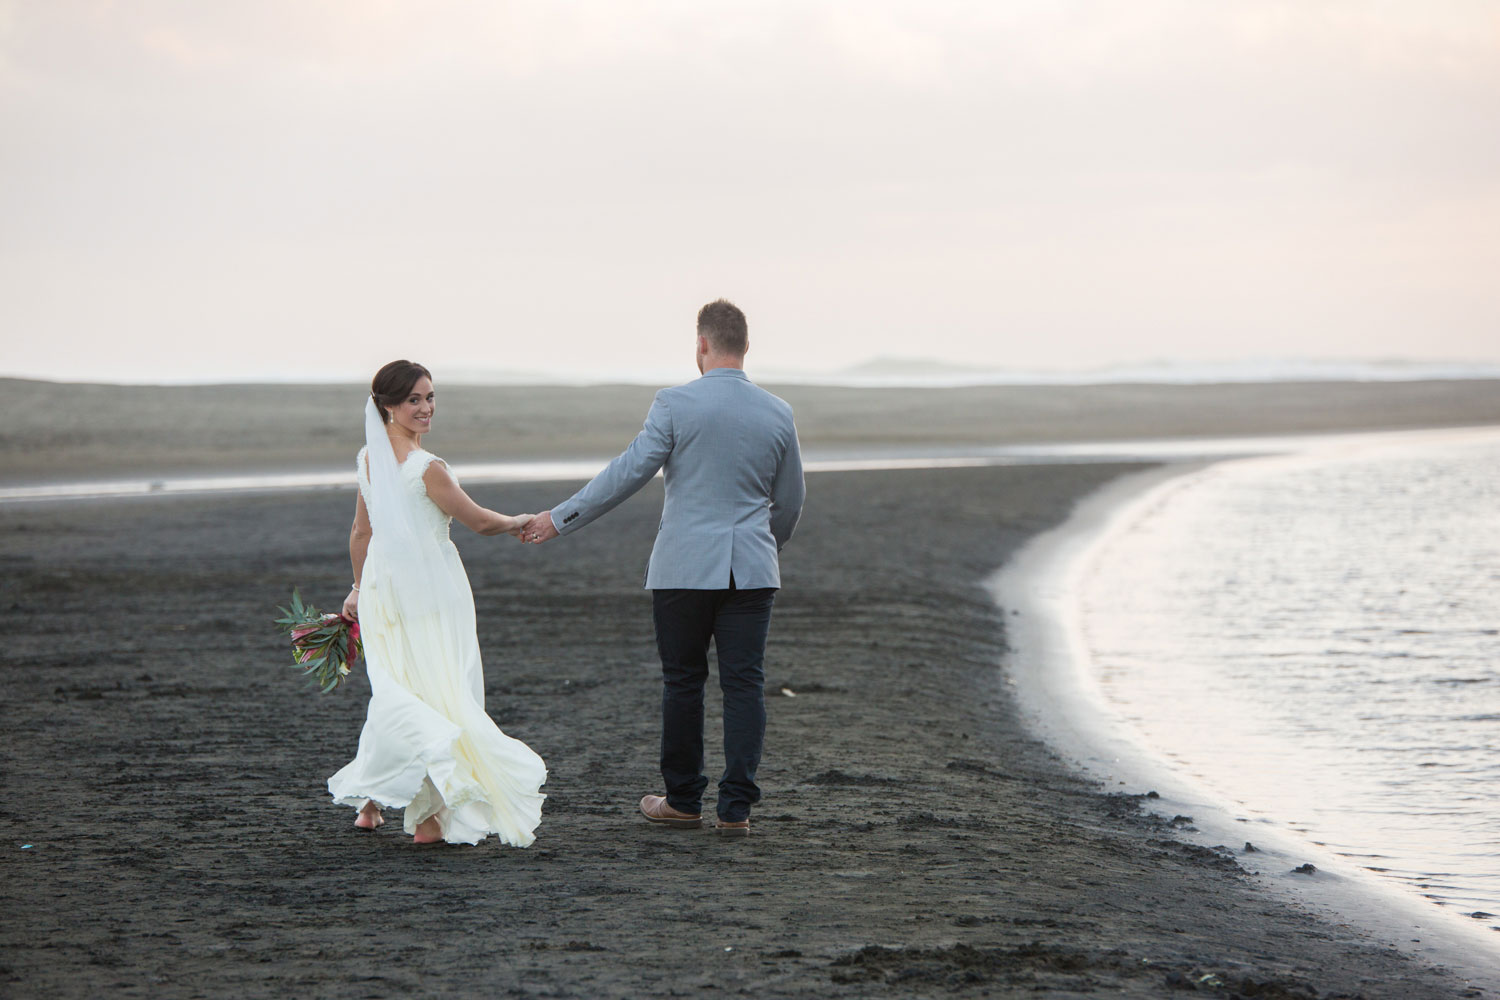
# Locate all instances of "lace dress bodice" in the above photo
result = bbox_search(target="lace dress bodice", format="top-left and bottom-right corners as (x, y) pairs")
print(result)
(357, 446), (454, 543)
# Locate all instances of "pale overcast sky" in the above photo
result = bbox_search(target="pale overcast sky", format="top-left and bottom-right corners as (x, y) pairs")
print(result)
(2, 1), (1497, 383)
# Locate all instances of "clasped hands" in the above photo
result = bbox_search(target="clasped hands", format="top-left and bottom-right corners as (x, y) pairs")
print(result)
(509, 511), (559, 545)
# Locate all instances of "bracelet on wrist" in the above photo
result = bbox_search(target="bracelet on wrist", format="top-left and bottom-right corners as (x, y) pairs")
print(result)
(351, 583), (361, 592)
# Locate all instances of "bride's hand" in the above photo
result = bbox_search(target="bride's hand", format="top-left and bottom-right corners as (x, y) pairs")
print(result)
(342, 588), (359, 619)
(507, 514), (534, 538)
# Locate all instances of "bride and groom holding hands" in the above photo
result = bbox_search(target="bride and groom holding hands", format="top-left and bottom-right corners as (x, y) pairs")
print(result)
(327, 299), (806, 846)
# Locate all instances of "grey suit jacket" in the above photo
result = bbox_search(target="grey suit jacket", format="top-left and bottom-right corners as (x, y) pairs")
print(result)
(551, 368), (804, 590)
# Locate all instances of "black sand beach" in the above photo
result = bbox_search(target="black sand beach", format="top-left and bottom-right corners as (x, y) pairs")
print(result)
(2, 461), (1492, 998)
(4, 378), (1499, 997)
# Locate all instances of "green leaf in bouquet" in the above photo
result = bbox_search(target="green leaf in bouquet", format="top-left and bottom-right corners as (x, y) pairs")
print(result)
(276, 589), (357, 694)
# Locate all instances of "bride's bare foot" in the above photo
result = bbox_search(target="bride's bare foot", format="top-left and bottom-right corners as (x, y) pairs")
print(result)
(354, 801), (384, 830)
(412, 815), (443, 844)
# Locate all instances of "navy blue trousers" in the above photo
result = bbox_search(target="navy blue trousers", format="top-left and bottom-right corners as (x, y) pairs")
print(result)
(652, 584), (776, 822)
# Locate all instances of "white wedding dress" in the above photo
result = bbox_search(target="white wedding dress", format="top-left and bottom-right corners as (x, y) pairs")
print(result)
(327, 439), (546, 846)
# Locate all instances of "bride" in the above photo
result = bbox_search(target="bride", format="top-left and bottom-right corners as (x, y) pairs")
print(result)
(328, 359), (547, 846)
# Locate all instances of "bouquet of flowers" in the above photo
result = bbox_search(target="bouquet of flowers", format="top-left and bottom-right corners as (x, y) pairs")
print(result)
(274, 589), (362, 693)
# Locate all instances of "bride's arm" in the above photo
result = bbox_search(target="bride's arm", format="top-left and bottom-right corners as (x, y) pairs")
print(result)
(423, 461), (533, 537)
(344, 491), (372, 617)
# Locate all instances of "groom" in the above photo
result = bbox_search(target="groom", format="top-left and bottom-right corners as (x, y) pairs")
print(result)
(522, 299), (804, 835)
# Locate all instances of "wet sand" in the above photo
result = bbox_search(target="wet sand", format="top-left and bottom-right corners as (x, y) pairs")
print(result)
(2, 462), (1490, 998)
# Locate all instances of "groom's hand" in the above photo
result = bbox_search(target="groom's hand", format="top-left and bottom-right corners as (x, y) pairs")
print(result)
(525, 511), (559, 545)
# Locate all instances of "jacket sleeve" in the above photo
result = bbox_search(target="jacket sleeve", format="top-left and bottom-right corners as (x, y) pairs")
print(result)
(551, 393), (674, 535)
(769, 422), (805, 551)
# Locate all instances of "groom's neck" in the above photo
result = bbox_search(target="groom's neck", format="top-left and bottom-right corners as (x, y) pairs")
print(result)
(700, 353), (745, 374)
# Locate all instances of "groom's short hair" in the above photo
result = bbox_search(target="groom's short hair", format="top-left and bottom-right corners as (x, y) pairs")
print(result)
(697, 299), (748, 356)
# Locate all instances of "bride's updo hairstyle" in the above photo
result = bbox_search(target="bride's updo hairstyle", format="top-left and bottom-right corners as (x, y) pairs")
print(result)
(371, 360), (432, 423)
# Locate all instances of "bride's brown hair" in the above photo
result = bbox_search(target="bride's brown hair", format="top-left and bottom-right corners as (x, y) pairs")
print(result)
(371, 360), (433, 424)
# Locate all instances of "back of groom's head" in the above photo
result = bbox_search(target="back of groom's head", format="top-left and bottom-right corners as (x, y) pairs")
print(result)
(697, 299), (748, 356)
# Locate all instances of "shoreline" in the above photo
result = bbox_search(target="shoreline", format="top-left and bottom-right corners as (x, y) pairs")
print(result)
(993, 457), (1500, 989)
(5, 376), (1498, 484)
(2, 464), (1489, 997)
(10, 425), (1500, 503)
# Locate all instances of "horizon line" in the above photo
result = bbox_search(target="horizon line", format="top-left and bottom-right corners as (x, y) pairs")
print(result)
(5, 356), (1500, 390)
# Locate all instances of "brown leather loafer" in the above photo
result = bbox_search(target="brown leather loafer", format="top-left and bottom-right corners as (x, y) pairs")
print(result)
(715, 819), (750, 837)
(639, 794), (702, 829)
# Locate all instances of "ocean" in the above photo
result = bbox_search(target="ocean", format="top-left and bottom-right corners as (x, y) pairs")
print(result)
(1078, 429), (1500, 927)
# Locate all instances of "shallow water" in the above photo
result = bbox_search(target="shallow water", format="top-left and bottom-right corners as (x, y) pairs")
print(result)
(1080, 431), (1500, 925)
(0, 431), (1417, 503)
